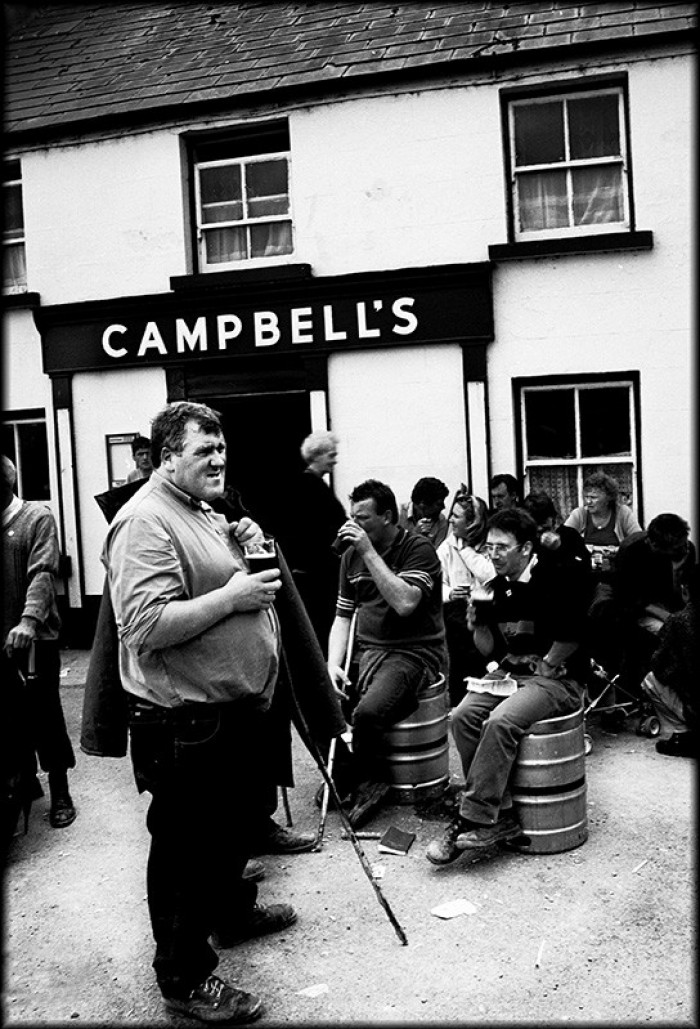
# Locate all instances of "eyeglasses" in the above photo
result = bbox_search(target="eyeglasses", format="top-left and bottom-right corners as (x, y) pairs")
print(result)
(484, 542), (521, 556)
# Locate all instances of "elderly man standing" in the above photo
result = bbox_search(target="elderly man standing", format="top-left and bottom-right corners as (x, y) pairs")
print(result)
(2, 454), (76, 830)
(328, 479), (446, 828)
(426, 507), (590, 865)
(103, 401), (297, 1025)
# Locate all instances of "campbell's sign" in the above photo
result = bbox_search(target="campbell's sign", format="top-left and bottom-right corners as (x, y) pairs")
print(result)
(36, 264), (493, 375)
(101, 297), (419, 361)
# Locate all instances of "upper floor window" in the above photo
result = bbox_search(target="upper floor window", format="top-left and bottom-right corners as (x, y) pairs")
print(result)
(191, 122), (293, 272)
(507, 85), (630, 240)
(3, 159), (27, 292)
(517, 376), (640, 523)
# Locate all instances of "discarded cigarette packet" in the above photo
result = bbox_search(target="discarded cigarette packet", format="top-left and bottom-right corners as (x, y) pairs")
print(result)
(378, 826), (416, 855)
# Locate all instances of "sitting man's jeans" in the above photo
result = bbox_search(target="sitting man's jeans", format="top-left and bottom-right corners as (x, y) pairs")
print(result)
(451, 675), (582, 826)
(127, 696), (267, 999)
(351, 644), (444, 784)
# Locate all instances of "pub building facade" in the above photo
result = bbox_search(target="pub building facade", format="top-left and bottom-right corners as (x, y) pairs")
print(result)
(3, 2), (695, 643)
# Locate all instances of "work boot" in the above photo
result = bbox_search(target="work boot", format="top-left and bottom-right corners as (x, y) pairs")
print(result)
(455, 812), (521, 850)
(242, 859), (265, 883)
(655, 732), (696, 758)
(250, 820), (315, 854)
(163, 974), (262, 1024)
(426, 817), (469, 865)
(346, 781), (390, 829)
(48, 771), (76, 829)
(211, 902), (297, 948)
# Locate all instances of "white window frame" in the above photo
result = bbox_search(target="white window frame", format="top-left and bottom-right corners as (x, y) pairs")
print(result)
(3, 159), (27, 294)
(508, 86), (630, 241)
(520, 379), (639, 515)
(194, 150), (294, 271)
(2, 414), (50, 501)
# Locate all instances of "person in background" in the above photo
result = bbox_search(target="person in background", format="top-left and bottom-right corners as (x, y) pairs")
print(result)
(328, 479), (446, 828)
(275, 430), (346, 656)
(126, 435), (154, 483)
(489, 473), (520, 514)
(614, 513), (696, 702)
(564, 470), (642, 555)
(522, 490), (592, 565)
(399, 477), (450, 549)
(437, 488), (494, 706)
(2, 455), (76, 830)
(641, 562), (698, 758)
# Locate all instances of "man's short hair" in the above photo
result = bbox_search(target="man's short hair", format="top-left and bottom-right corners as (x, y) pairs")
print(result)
(349, 479), (398, 524)
(1, 454), (17, 491)
(410, 476), (449, 505)
(150, 402), (222, 469)
(131, 435), (151, 456)
(490, 473), (520, 497)
(487, 508), (538, 546)
(522, 490), (558, 527)
(647, 512), (689, 548)
(300, 430), (338, 464)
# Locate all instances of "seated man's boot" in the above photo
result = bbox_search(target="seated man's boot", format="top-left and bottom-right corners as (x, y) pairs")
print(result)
(48, 771), (77, 829)
(655, 732), (697, 758)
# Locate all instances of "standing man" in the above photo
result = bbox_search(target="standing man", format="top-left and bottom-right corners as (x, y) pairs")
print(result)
(426, 507), (590, 864)
(2, 455), (76, 830)
(328, 479), (446, 828)
(104, 402), (296, 1025)
(489, 473), (520, 513)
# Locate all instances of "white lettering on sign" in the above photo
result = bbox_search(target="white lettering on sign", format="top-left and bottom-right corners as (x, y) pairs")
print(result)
(176, 317), (207, 353)
(102, 324), (128, 358)
(392, 297), (418, 335)
(217, 315), (242, 350)
(323, 304), (347, 341)
(138, 322), (168, 357)
(98, 296), (420, 360)
(254, 311), (280, 347)
(291, 307), (314, 344)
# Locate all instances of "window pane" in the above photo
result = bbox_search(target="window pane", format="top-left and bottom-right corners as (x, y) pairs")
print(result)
(17, 422), (50, 500)
(513, 101), (565, 166)
(250, 221), (293, 258)
(528, 466), (579, 520)
(3, 182), (24, 234)
(579, 387), (631, 457)
(201, 201), (243, 224)
(204, 226), (247, 263)
(3, 242), (27, 288)
(1, 424), (17, 463)
(572, 166), (624, 225)
(601, 462), (634, 507)
(248, 196), (289, 218)
(517, 170), (568, 231)
(525, 390), (576, 459)
(200, 165), (241, 205)
(568, 94), (620, 160)
(246, 159), (288, 199)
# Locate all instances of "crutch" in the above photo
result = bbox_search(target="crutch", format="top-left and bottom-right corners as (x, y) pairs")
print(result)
(315, 608), (357, 850)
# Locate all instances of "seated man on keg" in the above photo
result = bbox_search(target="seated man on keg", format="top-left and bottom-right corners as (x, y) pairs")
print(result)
(426, 507), (591, 864)
(327, 479), (446, 829)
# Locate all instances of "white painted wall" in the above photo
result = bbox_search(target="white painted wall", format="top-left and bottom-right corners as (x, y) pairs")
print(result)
(23, 133), (188, 304)
(71, 366), (166, 594)
(328, 344), (468, 514)
(291, 86), (504, 274)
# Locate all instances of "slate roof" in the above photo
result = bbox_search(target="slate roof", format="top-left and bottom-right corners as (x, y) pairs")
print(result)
(4, 1), (697, 142)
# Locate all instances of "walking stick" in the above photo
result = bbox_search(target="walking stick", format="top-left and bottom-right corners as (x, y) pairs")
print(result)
(315, 609), (357, 850)
(281, 786), (293, 827)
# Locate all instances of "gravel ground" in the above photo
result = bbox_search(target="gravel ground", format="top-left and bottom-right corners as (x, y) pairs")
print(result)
(4, 650), (697, 1027)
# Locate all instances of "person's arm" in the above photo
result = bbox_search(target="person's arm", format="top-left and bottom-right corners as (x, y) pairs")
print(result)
(563, 507), (585, 533)
(336, 521), (422, 616)
(327, 614), (352, 697)
(5, 507), (60, 653)
(617, 505), (643, 539)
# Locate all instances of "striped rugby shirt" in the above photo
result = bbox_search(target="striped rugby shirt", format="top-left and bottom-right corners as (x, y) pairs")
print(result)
(335, 526), (445, 649)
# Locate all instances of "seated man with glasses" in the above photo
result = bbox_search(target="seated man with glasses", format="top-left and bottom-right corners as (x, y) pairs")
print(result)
(426, 507), (591, 864)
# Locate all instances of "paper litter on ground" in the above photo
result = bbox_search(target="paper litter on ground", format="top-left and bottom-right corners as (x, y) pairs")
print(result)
(431, 899), (477, 919)
(297, 983), (329, 998)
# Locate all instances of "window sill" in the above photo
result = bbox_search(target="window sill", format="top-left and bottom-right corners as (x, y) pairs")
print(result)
(170, 264), (313, 293)
(2, 290), (41, 309)
(488, 231), (653, 262)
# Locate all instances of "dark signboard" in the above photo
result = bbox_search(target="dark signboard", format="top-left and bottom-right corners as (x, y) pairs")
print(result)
(36, 263), (493, 375)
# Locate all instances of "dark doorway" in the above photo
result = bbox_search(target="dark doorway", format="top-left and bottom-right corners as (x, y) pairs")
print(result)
(205, 391), (311, 535)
